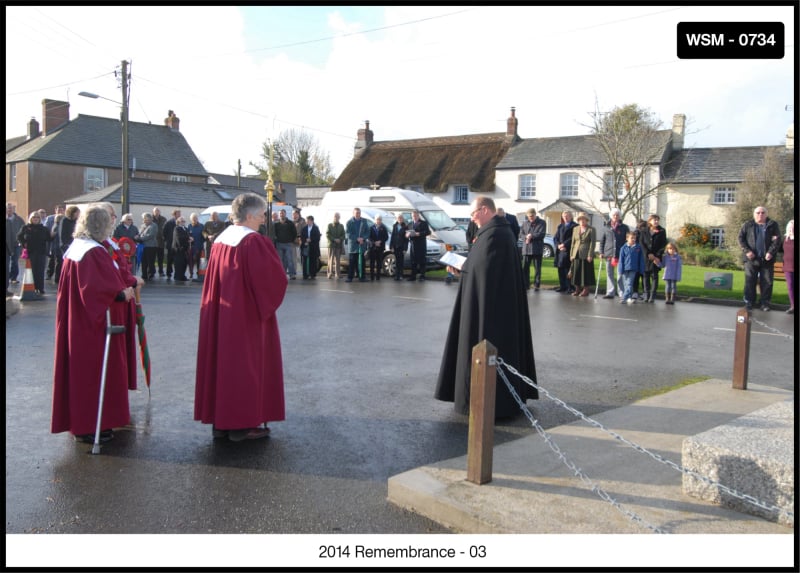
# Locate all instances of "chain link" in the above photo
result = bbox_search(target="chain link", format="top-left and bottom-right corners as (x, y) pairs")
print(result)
(495, 357), (794, 524)
(495, 366), (666, 534)
(749, 315), (794, 339)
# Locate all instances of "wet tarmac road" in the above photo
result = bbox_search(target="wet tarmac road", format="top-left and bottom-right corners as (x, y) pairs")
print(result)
(5, 275), (794, 537)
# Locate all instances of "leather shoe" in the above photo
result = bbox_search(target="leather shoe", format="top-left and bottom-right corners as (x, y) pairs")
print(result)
(602, 294), (614, 299)
(579, 288), (590, 296)
(228, 426), (270, 442)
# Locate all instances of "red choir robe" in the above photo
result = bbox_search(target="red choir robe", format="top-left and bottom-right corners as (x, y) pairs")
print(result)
(105, 239), (139, 390)
(52, 238), (131, 436)
(194, 225), (288, 430)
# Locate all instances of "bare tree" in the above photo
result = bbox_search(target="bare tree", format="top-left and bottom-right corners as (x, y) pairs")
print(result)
(724, 146), (794, 246)
(250, 129), (336, 185)
(581, 102), (672, 221)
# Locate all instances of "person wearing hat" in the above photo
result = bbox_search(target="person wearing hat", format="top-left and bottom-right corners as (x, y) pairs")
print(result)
(599, 207), (629, 298)
(569, 212), (596, 296)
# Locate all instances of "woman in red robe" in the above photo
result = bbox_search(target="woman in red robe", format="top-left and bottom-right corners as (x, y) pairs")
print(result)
(194, 193), (288, 442)
(52, 205), (136, 442)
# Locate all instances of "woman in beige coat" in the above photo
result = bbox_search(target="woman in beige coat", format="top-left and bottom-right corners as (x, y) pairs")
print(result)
(569, 212), (596, 296)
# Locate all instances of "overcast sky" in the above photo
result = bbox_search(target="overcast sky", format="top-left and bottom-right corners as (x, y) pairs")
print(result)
(6, 5), (796, 179)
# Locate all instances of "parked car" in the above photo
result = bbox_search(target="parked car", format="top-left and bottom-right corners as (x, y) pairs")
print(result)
(518, 234), (556, 258)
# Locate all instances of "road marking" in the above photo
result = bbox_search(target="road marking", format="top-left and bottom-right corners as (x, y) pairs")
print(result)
(393, 296), (433, 302)
(320, 289), (353, 294)
(713, 327), (786, 337)
(578, 314), (638, 322)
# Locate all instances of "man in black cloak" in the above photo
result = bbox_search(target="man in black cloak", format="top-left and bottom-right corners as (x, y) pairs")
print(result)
(435, 196), (538, 418)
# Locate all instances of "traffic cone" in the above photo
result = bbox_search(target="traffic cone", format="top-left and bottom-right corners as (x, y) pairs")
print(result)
(192, 250), (207, 283)
(19, 257), (39, 301)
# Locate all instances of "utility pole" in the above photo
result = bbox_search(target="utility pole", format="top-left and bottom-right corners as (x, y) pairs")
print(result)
(120, 60), (130, 216)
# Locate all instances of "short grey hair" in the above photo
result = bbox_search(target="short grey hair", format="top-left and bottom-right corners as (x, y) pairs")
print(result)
(609, 208), (622, 217)
(231, 192), (266, 224)
(74, 205), (113, 242)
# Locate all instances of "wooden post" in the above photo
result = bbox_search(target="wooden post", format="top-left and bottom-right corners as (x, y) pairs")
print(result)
(466, 339), (497, 485)
(732, 307), (751, 390)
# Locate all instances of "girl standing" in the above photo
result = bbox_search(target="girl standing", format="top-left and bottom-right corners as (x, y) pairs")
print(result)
(660, 241), (683, 305)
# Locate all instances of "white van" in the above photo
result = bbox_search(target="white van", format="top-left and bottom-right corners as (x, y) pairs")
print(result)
(304, 205), (435, 278)
(319, 187), (469, 261)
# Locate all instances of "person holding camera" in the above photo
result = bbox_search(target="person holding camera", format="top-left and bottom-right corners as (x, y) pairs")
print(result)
(738, 206), (781, 311)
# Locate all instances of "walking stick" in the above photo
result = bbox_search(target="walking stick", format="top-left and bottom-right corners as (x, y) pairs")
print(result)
(594, 257), (604, 299)
(91, 309), (126, 455)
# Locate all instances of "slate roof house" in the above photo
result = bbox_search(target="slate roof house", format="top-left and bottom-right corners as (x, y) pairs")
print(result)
(5, 99), (272, 222)
(333, 109), (794, 242)
(660, 137), (795, 244)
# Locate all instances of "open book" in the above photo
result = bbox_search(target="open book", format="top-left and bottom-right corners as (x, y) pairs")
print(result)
(439, 251), (467, 271)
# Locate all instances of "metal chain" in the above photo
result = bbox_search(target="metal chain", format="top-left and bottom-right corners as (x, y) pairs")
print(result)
(495, 357), (794, 522)
(495, 366), (666, 534)
(749, 315), (795, 339)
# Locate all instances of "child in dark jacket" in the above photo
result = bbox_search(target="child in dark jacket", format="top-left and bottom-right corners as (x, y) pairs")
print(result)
(618, 231), (645, 304)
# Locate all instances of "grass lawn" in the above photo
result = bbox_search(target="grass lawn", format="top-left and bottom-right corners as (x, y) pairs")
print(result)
(429, 260), (790, 306)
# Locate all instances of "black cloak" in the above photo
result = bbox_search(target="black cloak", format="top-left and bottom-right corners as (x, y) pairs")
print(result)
(435, 215), (538, 418)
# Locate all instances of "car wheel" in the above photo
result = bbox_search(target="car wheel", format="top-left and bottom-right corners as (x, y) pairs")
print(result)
(543, 245), (553, 258)
(382, 253), (396, 277)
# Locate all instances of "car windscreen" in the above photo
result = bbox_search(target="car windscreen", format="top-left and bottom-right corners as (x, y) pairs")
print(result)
(421, 210), (459, 231)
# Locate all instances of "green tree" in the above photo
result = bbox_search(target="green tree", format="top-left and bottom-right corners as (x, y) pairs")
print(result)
(582, 102), (673, 221)
(250, 129), (336, 185)
(724, 146), (794, 247)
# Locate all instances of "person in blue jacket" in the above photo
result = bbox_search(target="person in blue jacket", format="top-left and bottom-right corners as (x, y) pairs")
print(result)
(617, 231), (645, 304)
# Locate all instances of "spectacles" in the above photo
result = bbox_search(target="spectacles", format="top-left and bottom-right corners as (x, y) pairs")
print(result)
(470, 206), (484, 217)
(755, 211), (766, 214)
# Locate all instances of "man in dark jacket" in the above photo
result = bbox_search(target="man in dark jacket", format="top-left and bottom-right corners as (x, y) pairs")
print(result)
(406, 210), (430, 281)
(163, 209), (181, 279)
(435, 196), (538, 419)
(519, 208), (547, 290)
(738, 205), (781, 311)
(553, 210), (578, 293)
(599, 208), (629, 299)
(6, 203), (25, 292)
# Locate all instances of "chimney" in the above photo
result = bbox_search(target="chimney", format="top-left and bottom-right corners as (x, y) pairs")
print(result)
(165, 110), (180, 131)
(27, 117), (40, 139)
(506, 107), (518, 138)
(354, 120), (373, 156)
(785, 124), (794, 151)
(41, 99), (69, 135)
(671, 113), (686, 151)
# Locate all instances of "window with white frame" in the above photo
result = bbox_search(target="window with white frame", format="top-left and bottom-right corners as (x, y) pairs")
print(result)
(453, 185), (469, 204)
(9, 163), (16, 191)
(602, 172), (625, 200)
(85, 167), (105, 193)
(560, 172), (578, 198)
(712, 186), (736, 204)
(710, 227), (725, 248)
(519, 174), (536, 200)
(170, 175), (188, 183)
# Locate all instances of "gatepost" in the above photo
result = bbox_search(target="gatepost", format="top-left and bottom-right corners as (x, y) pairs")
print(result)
(732, 308), (751, 390)
(466, 339), (496, 485)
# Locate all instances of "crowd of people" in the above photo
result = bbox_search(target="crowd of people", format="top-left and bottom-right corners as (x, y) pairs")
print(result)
(4, 197), (795, 443)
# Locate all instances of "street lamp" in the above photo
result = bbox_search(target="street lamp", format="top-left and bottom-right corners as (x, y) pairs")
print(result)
(78, 60), (130, 215)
